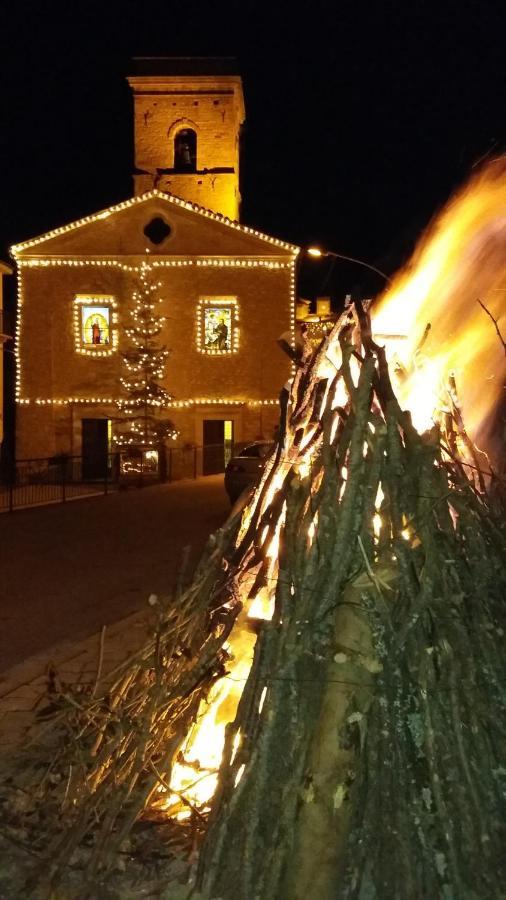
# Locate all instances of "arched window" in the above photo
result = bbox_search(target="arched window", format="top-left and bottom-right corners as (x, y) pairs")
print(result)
(174, 128), (197, 172)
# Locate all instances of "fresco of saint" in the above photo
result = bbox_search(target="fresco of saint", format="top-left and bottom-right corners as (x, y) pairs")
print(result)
(204, 307), (232, 351)
(81, 306), (111, 346)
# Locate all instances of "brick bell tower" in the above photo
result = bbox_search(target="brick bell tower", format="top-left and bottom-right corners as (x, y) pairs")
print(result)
(128, 57), (245, 221)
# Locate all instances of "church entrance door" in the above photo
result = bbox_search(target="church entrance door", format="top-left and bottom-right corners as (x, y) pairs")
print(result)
(202, 419), (233, 475)
(82, 418), (109, 480)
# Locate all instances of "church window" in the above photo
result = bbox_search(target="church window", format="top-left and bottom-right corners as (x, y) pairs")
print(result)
(73, 295), (118, 357)
(174, 128), (197, 172)
(143, 217), (171, 245)
(197, 297), (239, 355)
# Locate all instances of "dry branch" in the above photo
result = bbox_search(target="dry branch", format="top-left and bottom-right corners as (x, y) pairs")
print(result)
(477, 297), (506, 356)
(2, 303), (506, 900)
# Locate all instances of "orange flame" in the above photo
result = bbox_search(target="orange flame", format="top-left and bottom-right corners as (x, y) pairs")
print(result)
(166, 607), (256, 816)
(167, 161), (506, 821)
(372, 159), (506, 446)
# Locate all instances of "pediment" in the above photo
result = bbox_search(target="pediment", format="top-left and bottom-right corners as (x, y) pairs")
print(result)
(12, 191), (298, 259)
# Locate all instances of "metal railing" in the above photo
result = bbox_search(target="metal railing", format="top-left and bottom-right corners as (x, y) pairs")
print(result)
(0, 443), (232, 512)
(0, 454), (119, 513)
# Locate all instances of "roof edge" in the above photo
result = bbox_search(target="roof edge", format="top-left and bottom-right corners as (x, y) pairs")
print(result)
(11, 191), (300, 256)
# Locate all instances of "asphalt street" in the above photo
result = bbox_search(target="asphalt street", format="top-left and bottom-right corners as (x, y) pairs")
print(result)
(0, 476), (230, 673)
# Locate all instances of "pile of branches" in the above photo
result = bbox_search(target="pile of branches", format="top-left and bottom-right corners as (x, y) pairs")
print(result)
(0, 518), (244, 898)
(197, 303), (506, 899)
(2, 302), (506, 899)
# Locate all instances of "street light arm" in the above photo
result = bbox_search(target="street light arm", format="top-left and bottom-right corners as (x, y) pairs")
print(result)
(307, 246), (392, 285)
(325, 250), (392, 285)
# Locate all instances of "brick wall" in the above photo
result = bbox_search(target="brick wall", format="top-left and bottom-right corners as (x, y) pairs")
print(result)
(130, 76), (243, 219)
(134, 173), (239, 221)
(16, 263), (290, 458)
(18, 198), (288, 259)
(16, 402), (280, 462)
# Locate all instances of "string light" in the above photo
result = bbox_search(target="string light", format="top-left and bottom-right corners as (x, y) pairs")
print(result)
(195, 259), (288, 269)
(196, 297), (240, 355)
(16, 258), (292, 270)
(13, 255), (297, 401)
(18, 259), (137, 271)
(114, 259), (178, 448)
(21, 397), (280, 407)
(14, 265), (24, 398)
(11, 195), (300, 406)
(10, 189), (300, 255)
(289, 256), (297, 373)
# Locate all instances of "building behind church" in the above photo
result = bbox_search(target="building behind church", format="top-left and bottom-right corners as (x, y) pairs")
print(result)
(11, 58), (298, 474)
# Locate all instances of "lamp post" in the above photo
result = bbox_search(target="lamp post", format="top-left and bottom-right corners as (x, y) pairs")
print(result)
(307, 246), (392, 286)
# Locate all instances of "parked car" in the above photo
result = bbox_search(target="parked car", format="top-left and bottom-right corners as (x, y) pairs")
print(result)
(224, 441), (275, 504)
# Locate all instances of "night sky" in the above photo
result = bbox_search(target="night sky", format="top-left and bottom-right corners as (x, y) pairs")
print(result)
(0, 0), (504, 301)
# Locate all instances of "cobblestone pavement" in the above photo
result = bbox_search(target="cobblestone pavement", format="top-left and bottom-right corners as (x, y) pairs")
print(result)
(0, 475), (230, 747)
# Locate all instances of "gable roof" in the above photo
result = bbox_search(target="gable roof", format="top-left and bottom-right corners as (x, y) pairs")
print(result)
(11, 190), (299, 257)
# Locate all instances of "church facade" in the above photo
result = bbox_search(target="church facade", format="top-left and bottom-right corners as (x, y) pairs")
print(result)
(11, 59), (298, 472)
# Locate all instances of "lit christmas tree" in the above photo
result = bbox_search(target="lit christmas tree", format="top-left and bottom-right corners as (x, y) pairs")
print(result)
(114, 260), (178, 464)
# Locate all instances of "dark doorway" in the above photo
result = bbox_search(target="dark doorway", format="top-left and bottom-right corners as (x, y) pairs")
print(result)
(82, 418), (109, 480)
(203, 419), (233, 475)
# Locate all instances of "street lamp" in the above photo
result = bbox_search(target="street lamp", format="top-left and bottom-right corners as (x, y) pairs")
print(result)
(307, 246), (392, 286)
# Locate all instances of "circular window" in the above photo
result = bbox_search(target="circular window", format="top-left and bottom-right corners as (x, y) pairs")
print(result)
(143, 217), (172, 245)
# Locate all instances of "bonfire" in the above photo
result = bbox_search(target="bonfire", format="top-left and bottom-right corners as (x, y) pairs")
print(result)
(2, 160), (506, 900)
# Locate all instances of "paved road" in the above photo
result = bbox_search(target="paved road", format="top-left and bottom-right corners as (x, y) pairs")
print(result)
(0, 476), (230, 674)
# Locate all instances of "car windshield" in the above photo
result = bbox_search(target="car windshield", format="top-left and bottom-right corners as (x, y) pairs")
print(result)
(238, 443), (273, 459)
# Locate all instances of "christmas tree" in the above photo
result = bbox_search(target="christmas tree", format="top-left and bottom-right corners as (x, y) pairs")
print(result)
(114, 260), (178, 461)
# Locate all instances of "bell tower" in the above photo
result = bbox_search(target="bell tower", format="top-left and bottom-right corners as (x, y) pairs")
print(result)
(128, 58), (245, 221)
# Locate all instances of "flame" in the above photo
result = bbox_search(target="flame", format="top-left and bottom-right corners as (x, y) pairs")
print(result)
(372, 159), (506, 445)
(167, 607), (256, 816)
(166, 161), (506, 823)
(248, 586), (274, 620)
(373, 483), (384, 540)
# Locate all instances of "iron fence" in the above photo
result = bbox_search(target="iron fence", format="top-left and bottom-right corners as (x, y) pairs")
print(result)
(0, 454), (119, 513)
(0, 443), (231, 512)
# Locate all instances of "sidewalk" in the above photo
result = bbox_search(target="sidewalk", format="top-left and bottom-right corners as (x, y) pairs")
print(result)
(0, 607), (152, 751)
(0, 475), (230, 751)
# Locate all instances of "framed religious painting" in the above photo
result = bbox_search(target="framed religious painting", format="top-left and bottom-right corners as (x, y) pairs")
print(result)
(197, 297), (239, 355)
(73, 295), (118, 357)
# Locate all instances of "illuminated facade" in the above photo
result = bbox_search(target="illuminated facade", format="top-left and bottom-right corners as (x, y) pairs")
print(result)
(129, 58), (244, 220)
(12, 193), (297, 465)
(11, 60), (298, 471)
